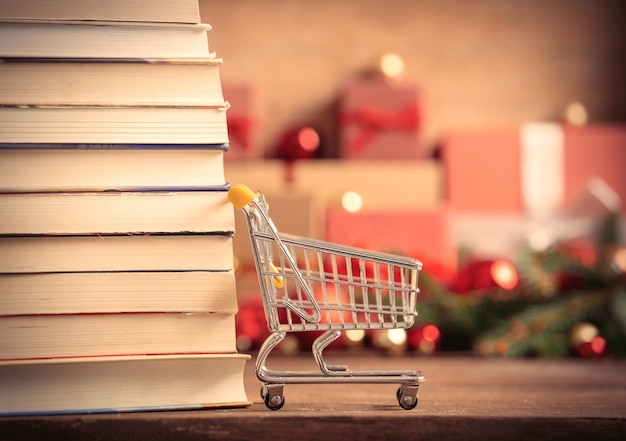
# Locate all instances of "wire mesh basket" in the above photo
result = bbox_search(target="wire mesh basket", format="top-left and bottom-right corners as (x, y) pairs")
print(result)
(229, 184), (425, 410)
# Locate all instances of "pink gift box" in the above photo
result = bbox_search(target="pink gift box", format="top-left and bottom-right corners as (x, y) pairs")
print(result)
(442, 128), (522, 212)
(564, 125), (626, 214)
(325, 206), (457, 280)
(338, 78), (422, 159)
(442, 125), (626, 215)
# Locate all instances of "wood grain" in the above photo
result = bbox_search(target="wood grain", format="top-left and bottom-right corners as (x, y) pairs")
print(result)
(2, 352), (625, 440)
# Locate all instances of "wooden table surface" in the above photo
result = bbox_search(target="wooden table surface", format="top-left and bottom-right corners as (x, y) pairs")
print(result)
(2, 351), (625, 440)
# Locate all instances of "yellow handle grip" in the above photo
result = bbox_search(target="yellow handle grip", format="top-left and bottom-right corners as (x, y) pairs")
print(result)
(228, 184), (257, 210)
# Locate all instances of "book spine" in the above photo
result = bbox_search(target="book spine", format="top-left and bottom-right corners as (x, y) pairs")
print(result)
(0, 143), (230, 150)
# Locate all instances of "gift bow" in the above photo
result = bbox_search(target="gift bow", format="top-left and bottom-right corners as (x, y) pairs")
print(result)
(339, 103), (420, 154)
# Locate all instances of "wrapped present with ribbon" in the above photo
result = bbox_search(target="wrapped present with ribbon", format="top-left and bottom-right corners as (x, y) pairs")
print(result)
(338, 78), (422, 159)
(444, 123), (626, 215)
(325, 205), (457, 282)
(442, 123), (626, 257)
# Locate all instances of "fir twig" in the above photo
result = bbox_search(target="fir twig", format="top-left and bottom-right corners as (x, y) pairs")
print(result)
(474, 290), (612, 357)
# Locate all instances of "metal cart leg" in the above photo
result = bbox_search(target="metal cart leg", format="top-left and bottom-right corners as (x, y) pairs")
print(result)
(312, 330), (349, 375)
(255, 332), (286, 383)
(256, 332), (287, 410)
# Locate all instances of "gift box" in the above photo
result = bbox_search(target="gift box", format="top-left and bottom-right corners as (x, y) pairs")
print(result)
(325, 205), (457, 281)
(563, 124), (626, 215)
(225, 158), (444, 241)
(232, 192), (316, 265)
(442, 128), (522, 212)
(442, 124), (626, 216)
(338, 78), (422, 159)
(223, 82), (261, 160)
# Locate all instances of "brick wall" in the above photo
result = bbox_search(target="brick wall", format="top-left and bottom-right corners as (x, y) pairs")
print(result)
(200, 0), (626, 156)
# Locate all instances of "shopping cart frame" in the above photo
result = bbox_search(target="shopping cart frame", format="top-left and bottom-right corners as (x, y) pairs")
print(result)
(229, 184), (425, 410)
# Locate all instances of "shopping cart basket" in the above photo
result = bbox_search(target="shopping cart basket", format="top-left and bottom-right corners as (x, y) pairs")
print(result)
(229, 184), (425, 410)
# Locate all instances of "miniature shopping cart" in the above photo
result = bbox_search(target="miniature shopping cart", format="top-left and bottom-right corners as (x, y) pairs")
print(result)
(229, 184), (425, 410)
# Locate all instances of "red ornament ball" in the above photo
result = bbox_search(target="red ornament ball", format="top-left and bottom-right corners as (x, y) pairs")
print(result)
(448, 259), (519, 294)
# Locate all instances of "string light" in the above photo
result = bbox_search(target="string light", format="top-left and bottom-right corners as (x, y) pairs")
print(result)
(490, 260), (519, 290)
(570, 322), (598, 347)
(387, 329), (407, 346)
(564, 101), (588, 126)
(345, 329), (365, 343)
(611, 247), (626, 274)
(379, 52), (404, 79)
(341, 191), (363, 213)
(422, 324), (441, 343)
(296, 127), (320, 152)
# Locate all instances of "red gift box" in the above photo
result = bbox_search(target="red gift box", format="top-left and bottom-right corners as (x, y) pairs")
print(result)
(223, 82), (261, 160)
(442, 128), (522, 212)
(563, 125), (626, 215)
(325, 206), (457, 281)
(442, 124), (626, 215)
(338, 78), (422, 159)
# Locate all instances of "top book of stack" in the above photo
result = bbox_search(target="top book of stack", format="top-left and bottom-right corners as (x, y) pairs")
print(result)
(0, 0), (202, 23)
(0, 0), (229, 146)
(0, 0), (210, 58)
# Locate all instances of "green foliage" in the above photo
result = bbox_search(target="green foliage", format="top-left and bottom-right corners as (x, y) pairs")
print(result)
(418, 244), (626, 358)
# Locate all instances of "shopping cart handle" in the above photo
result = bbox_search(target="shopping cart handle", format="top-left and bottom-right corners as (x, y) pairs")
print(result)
(228, 184), (258, 210)
(229, 183), (322, 324)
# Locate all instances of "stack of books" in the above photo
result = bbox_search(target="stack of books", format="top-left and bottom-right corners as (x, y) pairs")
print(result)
(0, 0), (250, 414)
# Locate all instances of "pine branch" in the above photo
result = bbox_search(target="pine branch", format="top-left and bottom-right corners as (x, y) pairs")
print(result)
(611, 288), (626, 334)
(474, 289), (612, 357)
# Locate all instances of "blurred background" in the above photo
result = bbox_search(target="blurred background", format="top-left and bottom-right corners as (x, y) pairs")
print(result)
(200, 0), (626, 359)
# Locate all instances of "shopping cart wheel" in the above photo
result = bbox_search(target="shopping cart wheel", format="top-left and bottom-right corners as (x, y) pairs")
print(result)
(397, 385), (419, 410)
(261, 383), (285, 411)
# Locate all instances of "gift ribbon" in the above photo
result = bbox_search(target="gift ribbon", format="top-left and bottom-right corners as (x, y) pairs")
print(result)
(339, 103), (420, 153)
(519, 123), (564, 221)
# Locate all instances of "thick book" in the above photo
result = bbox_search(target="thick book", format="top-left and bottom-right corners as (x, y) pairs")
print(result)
(0, 234), (234, 273)
(0, 19), (213, 58)
(0, 353), (251, 415)
(0, 0), (202, 23)
(0, 271), (237, 316)
(0, 105), (229, 144)
(0, 58), (225, 106)
(0, 190), (234, 235)
(0, 145), (229, 192)
(0, 312), (237, 360)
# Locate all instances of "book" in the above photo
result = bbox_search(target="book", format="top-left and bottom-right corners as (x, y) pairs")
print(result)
(0, 354), (251, 415)
(0, 234), (234, 273)
(0, 271), (237, 316)
(0, 58), (225, 106)
(0, 0), (202, 23)
(0, 190), (234, 235)
(0, 105), (229, 144)
(0, 19), (213, 58)
(0, 4), (249, 413)
(0, 312), (237, 360)
(0, 145), (229, 192)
